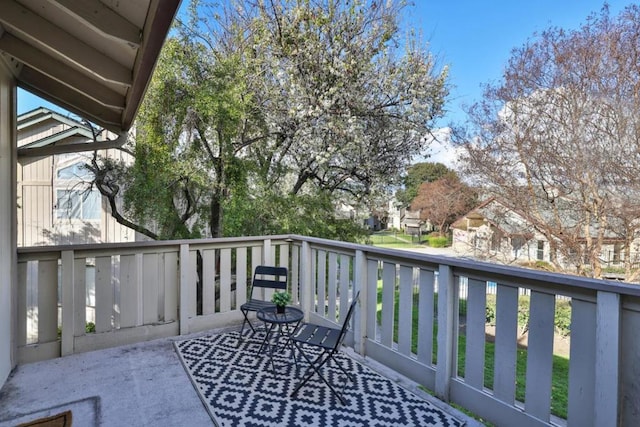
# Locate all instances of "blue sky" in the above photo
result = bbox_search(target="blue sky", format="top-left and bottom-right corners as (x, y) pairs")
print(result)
(409, 0), (635, 126)
(18, 0), (636, 127)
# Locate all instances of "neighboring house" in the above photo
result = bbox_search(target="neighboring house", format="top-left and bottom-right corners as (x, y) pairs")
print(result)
(387, 200), (402, 230)
(452, 198), (542, 263)
(400, 208), (433, 236)
(452, 197), (631, 269)
(364, 207), (388, 231)
(402, 208), (423, 235)
(335, 202), (356, 221)
(17, 107), (136, 246)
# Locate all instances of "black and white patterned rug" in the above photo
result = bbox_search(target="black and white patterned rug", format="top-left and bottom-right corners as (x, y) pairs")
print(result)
(175, 332), (463, 427)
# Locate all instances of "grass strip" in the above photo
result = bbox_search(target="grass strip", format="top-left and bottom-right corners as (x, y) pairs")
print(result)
(376, 287), (569, 419)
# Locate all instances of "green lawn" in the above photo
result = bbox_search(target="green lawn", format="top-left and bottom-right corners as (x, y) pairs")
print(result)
(369, 231), (424, 248)
(458, 333), (569, 418)
(377, 288), (570, 419)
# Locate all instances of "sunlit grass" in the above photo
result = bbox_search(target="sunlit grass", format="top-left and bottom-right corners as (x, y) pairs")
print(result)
(376, 286), (570, 419)
(369, 231), (423, 248)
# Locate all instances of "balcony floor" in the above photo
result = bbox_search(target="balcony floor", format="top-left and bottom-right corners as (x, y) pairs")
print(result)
(0, 326), (481, 426)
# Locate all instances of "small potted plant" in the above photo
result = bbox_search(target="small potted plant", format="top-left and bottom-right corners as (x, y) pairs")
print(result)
(272, 291), (292, 314)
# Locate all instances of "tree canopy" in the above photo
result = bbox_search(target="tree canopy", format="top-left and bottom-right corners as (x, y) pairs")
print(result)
(396, 162), (454, 207)
(410, 173), (477, 236)
(455, 4), (640, 278)
(91, 0), (449, 241)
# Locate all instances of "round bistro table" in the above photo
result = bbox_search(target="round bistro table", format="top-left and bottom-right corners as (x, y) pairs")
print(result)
(256, 306), (304, 374)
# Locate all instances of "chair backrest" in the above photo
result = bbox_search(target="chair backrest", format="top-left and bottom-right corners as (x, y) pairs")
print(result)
(250, 265), (288, 296)
(333, 291), (360, 351)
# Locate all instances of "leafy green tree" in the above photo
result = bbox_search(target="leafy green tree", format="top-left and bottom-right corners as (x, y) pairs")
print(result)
(240, 0), (449, 201)
(224, 189), (369, 241)
(129, 36), (254, 239)
(396, 162), (454, 207)
(90, 34), (254, 239)
(90, 0), (449, 242)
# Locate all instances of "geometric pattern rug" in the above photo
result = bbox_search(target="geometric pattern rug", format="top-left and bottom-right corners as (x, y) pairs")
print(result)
(174, 332), (464, 427)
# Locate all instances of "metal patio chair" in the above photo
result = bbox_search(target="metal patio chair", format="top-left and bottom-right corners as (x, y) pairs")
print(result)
(290, 291), (360, 405)
(239, 265), (288, 338)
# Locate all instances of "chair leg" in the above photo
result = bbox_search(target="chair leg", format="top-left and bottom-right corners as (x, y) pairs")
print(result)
(237, 312), (256, 347)
(329, 353), (355, 383)
(291, 345), (349, 405)
(257, 322), (276, 354)
(239, 310), (256, 336)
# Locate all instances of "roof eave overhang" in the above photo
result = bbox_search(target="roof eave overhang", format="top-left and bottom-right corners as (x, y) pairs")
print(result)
(0, 0), (181, 133)
(121, 2), (179, 132)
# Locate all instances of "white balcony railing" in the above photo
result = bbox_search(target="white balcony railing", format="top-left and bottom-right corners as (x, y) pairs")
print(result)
(16, 235), (640, 427)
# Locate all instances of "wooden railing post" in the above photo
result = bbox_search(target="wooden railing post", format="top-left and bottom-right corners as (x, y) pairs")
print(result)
(353, 249), (367, 355)
(435, 264), (455, 401)
(290, 242), (300, 303)
(95, 256), (112, 333)
(60, 250), (74, 356)
(524, 291), (555, 421)
(595, 291), (620, 426)
(263, 238), (272, 265)
(299, 241), (312, 321)
(17, 261), (27, 350)
(567, 299), (596, 426)
(179, 244), (193, 336)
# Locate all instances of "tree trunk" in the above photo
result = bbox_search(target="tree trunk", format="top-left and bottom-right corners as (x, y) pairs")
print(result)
(209, 127), (227, 239)
(292, 170), (311, 195)
(210, 191), (224, 238)
(591, 215), (607, 279)
(90, 153), (159, 240)
(624, 236), (633, 280)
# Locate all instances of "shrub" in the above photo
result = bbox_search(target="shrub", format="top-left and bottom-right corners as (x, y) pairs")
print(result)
(554, 300), (571, 337)
(485, 302), (496, 324)
(427, 235), (448, 247)
(484, 294), (571, 336)
(517, 260), (555, 272)
(57, 322), (97, 338)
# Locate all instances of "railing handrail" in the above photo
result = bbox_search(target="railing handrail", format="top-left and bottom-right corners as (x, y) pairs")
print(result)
(295, 234), (640, 298)
(18, 233), (640, 298)
(17, 234), (295, 254)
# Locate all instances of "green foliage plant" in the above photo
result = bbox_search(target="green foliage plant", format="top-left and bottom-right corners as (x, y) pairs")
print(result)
(224, 190), (369, 242)
(57, 322), (97, 339)
(427, 235), (449, 247)
(272, 291), (292, 307)
(397, 162), (454, 207)
(90, 0), (450, 242)
(485, 294), (571, 337)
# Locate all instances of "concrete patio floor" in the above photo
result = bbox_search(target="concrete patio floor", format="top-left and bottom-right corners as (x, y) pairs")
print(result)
(0, 326), (481, 426)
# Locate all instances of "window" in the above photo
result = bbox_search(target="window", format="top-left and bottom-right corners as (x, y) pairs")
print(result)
(613, 244), (622, 263)
(57, 162), (93, 180)
(511, 236), (526, 258)
(537, 240), (545, 261)
(490, 230), (502, 252)
(56, 189), (101, 220)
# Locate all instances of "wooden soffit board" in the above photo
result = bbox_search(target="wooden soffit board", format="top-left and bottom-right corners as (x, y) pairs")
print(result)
(0, 0), (181, 132)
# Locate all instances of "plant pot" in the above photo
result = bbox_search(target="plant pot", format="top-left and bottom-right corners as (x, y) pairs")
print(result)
(276, 305), (285, 314)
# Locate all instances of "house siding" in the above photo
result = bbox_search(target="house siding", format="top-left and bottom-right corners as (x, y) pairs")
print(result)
(453, 199), (633, 274)
(17, 113), (136, 246)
